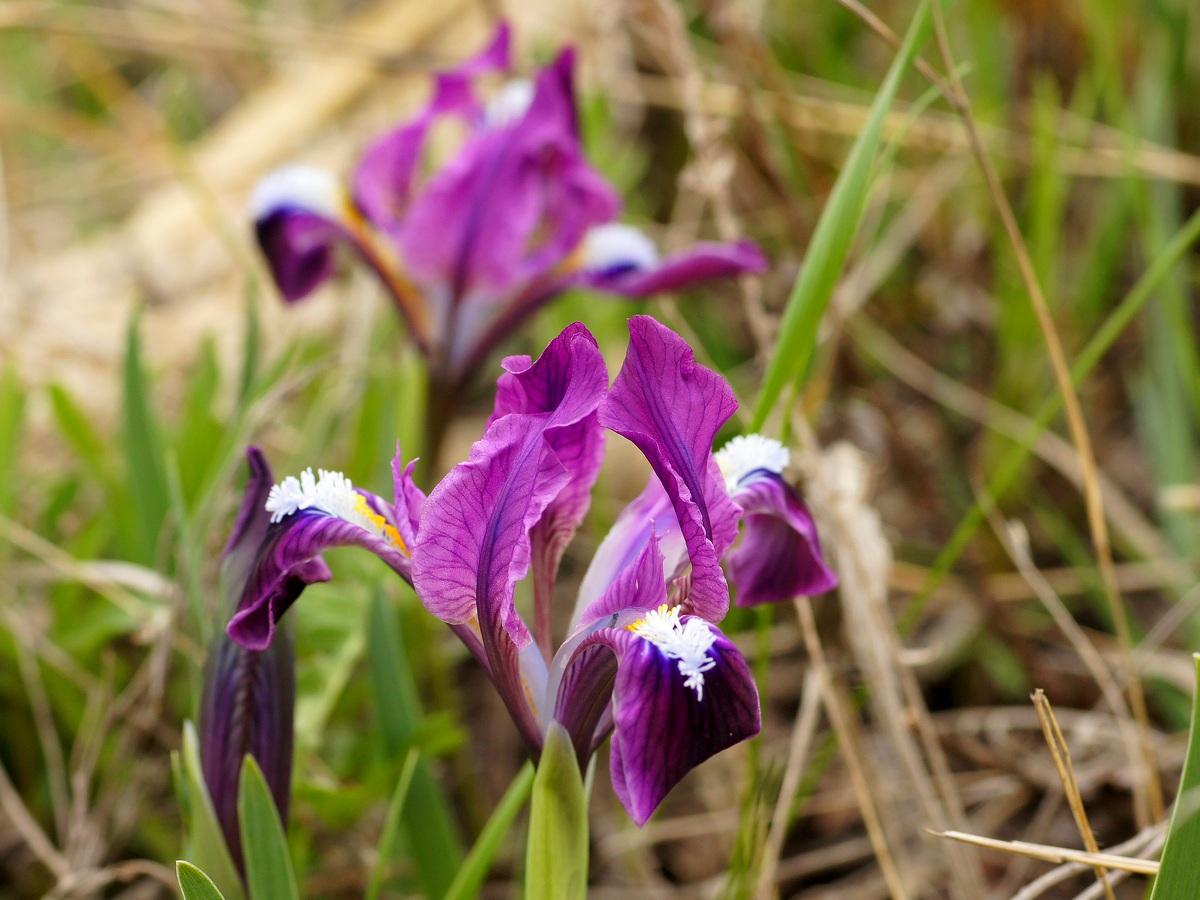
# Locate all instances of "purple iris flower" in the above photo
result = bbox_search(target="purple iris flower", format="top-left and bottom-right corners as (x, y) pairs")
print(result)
(251, 24), (766, 389)
(223, 318), (835, 825)
(198, 448), (296, 874)
(410, 317), (759, 824)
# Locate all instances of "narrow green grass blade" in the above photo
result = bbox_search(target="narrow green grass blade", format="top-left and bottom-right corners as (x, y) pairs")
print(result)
(177, 861), (228, 900)
(750, 0), (931, 430)
(0, 366), (24, 517)
(1148, 655), (1200, 898)
(121, 311), (171, 564)
(365, 748), (419, 900)
(526, 722), (588, 900)
(366, 592), (422, 750)
(48, 384), (110, 485)
(237, 755), (299, 900)
(365, 592), (463, 896)
(238, 279), (261, 409)
(444, 762), (535, 900)
(179, 723), (245, 900)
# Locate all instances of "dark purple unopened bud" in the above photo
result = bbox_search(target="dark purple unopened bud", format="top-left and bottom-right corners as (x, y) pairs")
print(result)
(198, 448), (296, 874)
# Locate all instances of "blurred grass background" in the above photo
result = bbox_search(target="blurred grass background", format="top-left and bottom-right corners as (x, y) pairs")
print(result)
(2, 0), (1200, 896)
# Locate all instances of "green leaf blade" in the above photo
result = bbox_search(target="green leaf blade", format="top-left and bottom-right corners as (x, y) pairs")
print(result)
(445, 763), (535, 900)
(237, 756), (299, 900)
(525, 722), (588, 900)
(751, 0), (932, 431)
(177, 861), (228, 900)
(1149, 654), (1200, 898)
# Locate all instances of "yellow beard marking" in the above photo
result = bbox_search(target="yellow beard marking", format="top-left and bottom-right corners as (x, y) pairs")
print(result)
(352, 493), (408, 555)
(626, 603), (678, 633)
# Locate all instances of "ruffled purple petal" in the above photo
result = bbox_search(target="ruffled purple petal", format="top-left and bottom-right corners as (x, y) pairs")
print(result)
(564, 617), (759, 826)
(352, 24), (512, 234)
(396, 50), (619, 372)
(412, 325), (607, 752)
(581, 237), (767, 298)
(489, 339), (607, 648)
(598, 316), (741, 622)
(569, 478), (686, 632)
(390, 443), (426, 552)
(729, 471), (838, 606)
(220, 447), (275, 587)
(227, 489), (412, 652)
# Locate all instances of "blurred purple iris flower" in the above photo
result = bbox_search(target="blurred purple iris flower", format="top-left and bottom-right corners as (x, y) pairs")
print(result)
(224, 318), (834, 825)
(198, 448), (296, 874)
(251, 24), (766, 390)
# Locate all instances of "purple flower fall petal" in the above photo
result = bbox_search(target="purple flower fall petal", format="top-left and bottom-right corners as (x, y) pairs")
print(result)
(580, 608), (759, 826)
(227, 467), (413, 651)
(578, 225), (767, 297)
(599, 315), (742, 622)
(715, 435), (838, 606)
(200, 448), (295, 875)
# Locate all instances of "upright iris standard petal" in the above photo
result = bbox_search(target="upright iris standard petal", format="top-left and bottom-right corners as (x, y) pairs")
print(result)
(599, 316), (742, 621)
(578, 225), (767, 297)
(489, 334), (607, 646)
(716, 435), (838, 606)
(568, 477), (684, 634)
(200, 449), (295, 875)
(396, 49), (620, 371)
(571, 609), (760, 826)
(412, 326), (607, 751)
(227, 467), (413, 651)
(352, 25), (513, 235)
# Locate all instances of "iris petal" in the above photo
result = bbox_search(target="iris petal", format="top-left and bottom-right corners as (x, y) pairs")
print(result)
(412, 325), (607, 752)
(728, 471), (837, 606)
(599, 316), (741, 622)
(226, 469), (412, 651)
(580, 235), (767, 297)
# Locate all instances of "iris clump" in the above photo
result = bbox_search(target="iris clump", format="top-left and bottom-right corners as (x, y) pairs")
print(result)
(223, 316), (835, 825)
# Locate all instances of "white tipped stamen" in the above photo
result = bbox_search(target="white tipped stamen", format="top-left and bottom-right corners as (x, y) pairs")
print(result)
(580, 223), (660, 274)
(265, 468), (407, 553)
(715, 434), (790, 495)
(249, 164), (343, 221)
(485, 78), (535, 126)
(627, 605), (717, 701)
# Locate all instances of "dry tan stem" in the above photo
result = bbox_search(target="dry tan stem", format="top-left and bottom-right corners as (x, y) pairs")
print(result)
(616, 75), (1200, 188)
(0, 757), (67, 880)
(977, 500), (1144, 806)
(755, 669), (823, 897)
(1031, 691), (1115, 900)
(6, 615), (71, 848)
(927, 0), (1161, 825)
(1010, 824), (1165, 899)
(928, 830), (1159, 876)
(794, 596), (909, 899)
